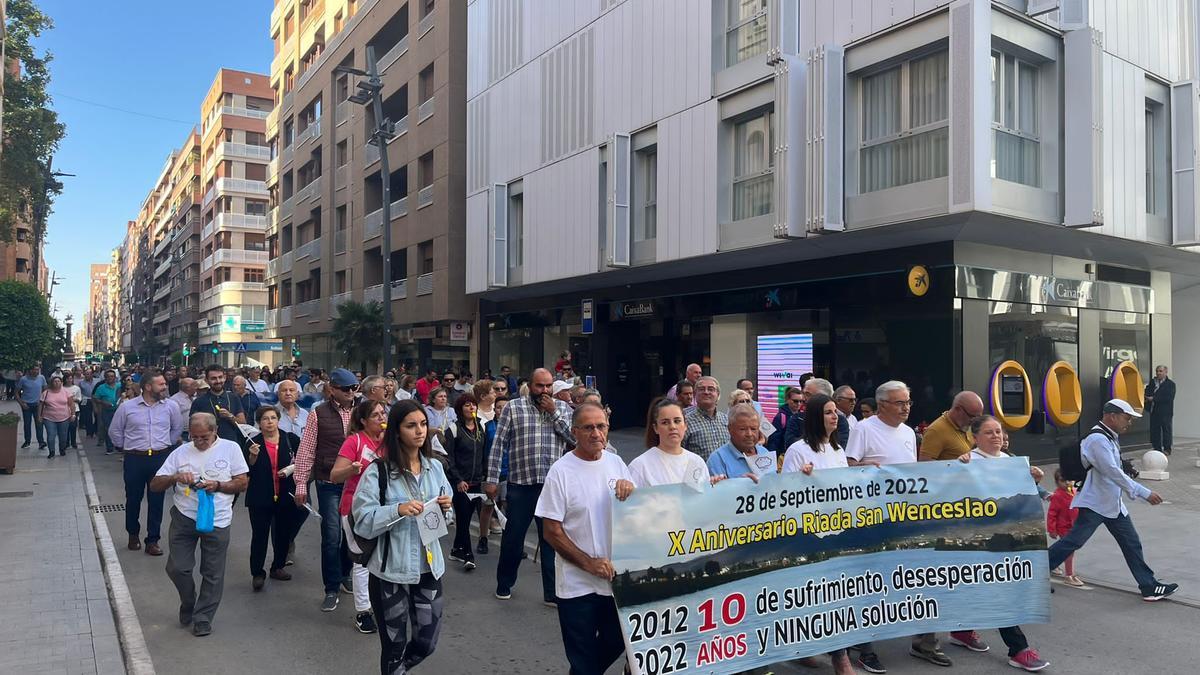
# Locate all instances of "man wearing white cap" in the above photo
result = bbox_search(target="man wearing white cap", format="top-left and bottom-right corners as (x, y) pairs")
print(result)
(1048, 399), (1178, 601)
(551, 380), (573, 406)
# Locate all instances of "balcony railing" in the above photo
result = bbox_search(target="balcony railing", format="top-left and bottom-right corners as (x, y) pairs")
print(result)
(280, 195), (294, 221)
(268, 157), (279, 183)
(365, 141), (380, 166)
(335, 164), (348, 190)
(154, 258), (172, 278)
(153, 284), (171, 302)
(201, 221), (214, 241)
(222, 106), (270, 120)
(418, 96), (435, 123)
(295, 236), (322, 260)
(391, 278), (408, 300)
(379, 34), (410, 73)
(417, 185), (434, 209)
(416, 272), (433, 296)
(266, 307), (278, 329)
(212, 214), (268, 235)
(329, 291), (352, 315)
(392, 196), (409, 218)
(215, 177), (270, 197)
(334, 229), (347, 254)
(280, 306), (292, 327)
(203, 185), (216, 208)
(418, 11), (435, 38)
(296, 118), (322, 146)
(206, 249), (270, 269)
(153, 235), (171, 257)
(296, 175), (323, 202)
(267, 257), (280, 278)
(282, 143), (294, 166)
(363, 284), (382, 304)
(153, 308), (171, 324)
(206, 142), (272, 173)
(294, 298), (321, 317)
(365, 208), (383, 240)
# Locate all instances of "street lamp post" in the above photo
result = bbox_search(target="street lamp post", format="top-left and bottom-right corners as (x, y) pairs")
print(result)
(335, 47), (396, 373)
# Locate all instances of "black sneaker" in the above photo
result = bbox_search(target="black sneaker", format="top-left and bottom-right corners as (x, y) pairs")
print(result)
(321, 592), (339, 612)
(463, 557), (476, 571)
(192, 621), (211, 637)
(476, 537), (489, 555)
(179, 605), (193, 626)
(857, 652), (886, 674)
(449, 549), (467, 563)
(21, 441), (29, 449)
(909, 644), (952, 667)
(340, 578), (353, 594)
(1143, 583), (1179, 601)
(355, 611), (377, 634)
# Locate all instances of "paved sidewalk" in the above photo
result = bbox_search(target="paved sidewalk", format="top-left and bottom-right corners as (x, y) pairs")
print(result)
(0, 401), (125, 675)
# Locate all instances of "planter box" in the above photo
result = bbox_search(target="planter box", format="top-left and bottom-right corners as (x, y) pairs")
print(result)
(0, 424), (15, 474)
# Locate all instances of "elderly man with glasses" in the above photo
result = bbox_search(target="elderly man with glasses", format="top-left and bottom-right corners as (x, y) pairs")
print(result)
(918, 391), (985, 462)
(682, 376), (730, 461)
(293, 367), (360, 612)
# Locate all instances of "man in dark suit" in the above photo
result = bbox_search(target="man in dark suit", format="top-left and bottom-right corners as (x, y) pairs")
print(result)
(1145, 365), (1176, 455)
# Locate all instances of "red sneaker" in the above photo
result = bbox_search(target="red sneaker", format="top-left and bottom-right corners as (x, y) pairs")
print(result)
(1008, 648), (1049, 672)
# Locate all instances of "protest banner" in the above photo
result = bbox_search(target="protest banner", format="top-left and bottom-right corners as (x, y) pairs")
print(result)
(611, 458), (1051, 674)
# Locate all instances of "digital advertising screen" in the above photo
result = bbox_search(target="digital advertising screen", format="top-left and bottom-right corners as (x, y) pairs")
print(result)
(755, 333), (814, 422)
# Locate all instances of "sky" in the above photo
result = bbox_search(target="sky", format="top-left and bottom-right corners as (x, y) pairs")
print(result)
(32, 1), (273, 332)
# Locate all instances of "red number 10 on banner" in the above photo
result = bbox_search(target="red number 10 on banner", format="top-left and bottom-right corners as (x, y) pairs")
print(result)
(697, 592), (747, 632)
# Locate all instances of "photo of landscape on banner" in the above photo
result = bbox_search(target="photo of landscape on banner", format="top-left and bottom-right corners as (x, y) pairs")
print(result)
(611, 459), (1051, 675)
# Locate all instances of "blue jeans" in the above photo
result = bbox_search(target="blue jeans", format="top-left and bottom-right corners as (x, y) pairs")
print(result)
(1049, 507), (1159, 593)
(315, 481), (351, 593)
(100, 408), (116, 451)
(43, 420), (69, 454)
(22, 405), (44, 445)
(124, 452), (168, 543)
(496, 482), (555, 601)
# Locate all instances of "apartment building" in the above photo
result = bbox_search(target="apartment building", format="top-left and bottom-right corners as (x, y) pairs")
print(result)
(197, 69), (279, 366)
(166, 132), (203, 348)
(0, 218), (36, 286)
(86, 263), (110, 357)
(147, 150), (179, 347)
(467, 0), (1200, 453)
(265, 0), (472, 371)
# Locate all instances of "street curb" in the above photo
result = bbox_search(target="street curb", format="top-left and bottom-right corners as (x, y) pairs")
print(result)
(78, 451), (157, 675)
(1065, 576), (1200, 609)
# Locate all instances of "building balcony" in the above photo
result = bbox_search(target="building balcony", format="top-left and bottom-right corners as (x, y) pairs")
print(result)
(153, 234), (172, 257)
(266, 250), (293, 279)
(154, 257), (172, 278)
(206, 142), (272, 174)
(280, 195), (294, 221)
(203, 249), (270, 270)
(280, 306), (292, 327)
(268, 157), (279, 183)
(282, 143), (294, 167)
(418, 96), (435, 124)
(294, 236), (322, 260)
(335, 100), (350, 127)
(416, 272), (433, 296)
(391, 278), (407, 299)
(296, 118), (322, 147)
(418, 11), (435, 39)
(153, 284), (171, 302)
(294, 297), (321, 317)
(379, 34), (410, 73)
(296, 175), (323, 202)
(266, 307), (278, 329)
(417, 185), (433, 209)
(207, 214), (268, 240)
(215, 177), (270, 198)
(329, 291), (352, 315)
(365, 196), (408, 240)
(199, 281), (267, 313)
(334, 229), (347, 254)
(363, 283), (382, 305)
(153, 308), (171, 325)
(365, 141), (380, 166)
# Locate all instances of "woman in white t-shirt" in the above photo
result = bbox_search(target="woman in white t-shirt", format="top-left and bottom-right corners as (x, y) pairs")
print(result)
(628, 398), (714, 488)
(950, 415), (1050, 672)
(782, 394), (848, 475)
(780, 393), (856, 675)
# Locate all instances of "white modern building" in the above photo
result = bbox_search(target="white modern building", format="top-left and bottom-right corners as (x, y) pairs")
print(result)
(466, 0), (1200, 451)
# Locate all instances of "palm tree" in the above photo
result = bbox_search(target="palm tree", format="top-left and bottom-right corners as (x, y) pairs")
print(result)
(333, 300), (385, 373)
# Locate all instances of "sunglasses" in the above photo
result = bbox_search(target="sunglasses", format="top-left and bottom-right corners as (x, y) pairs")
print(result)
(333, 384), (358, 393)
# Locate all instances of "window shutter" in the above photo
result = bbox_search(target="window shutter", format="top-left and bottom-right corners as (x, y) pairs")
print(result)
(489, 183), (508, 288)
(1026, 0), (1059, 18)
(1064, 28), (1103, 227)
(1059, 0), (1087, 31)
(805, 45), (844, 234)
(771, 54), (805, 239)
(1171, 82), (1200, 245)
(608, 133), (631, 267)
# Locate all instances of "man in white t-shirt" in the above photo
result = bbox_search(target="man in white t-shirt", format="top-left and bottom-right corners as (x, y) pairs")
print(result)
(536, 402), (634, 674)
(844, 381), (952, 671)
(150, 413), (249, 638)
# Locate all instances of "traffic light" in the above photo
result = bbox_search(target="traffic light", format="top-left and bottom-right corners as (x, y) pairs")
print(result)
(211, 341), (220, 355)
(290, 339), (301, 358)
(182, 343), (190, 357)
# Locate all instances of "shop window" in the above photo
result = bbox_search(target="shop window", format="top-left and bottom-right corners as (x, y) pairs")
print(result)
(725, 0), (768, 67)
(991, 50), (1040, 187)
(732, 109), (774, 220)
(859, 50), (948, 193)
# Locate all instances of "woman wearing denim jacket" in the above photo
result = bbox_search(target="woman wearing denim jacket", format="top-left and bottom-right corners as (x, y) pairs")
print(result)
(352, 399), (453, 675)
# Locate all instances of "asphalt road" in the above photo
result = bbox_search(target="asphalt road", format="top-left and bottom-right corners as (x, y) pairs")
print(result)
(85, 435), (1199, 675)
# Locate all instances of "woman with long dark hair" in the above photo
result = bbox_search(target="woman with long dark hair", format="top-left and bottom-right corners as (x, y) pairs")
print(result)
(351, 399), (453, 674)
(331, 399), (390, 634)
(245, 407), (306, 592)
(628, 396), (712, 487)
(781, 393), (856, 675)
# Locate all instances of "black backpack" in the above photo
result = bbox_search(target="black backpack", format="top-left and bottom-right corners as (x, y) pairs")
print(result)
(1059, 426), (1127, 484)
(348, 459), (391, 567)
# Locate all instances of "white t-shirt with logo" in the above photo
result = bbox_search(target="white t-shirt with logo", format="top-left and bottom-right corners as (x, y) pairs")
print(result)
(844, 415), (917, 466)
(155, 438), (250, 529)
(782, 439), (849, 472)
(535, 451), (632, 599)
(628, 446), (710, 488)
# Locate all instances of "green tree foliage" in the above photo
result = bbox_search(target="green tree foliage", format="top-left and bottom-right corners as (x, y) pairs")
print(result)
(0, 279), (56, 369)
(0, 0), (66, 241)
(333, 300), (385, 373)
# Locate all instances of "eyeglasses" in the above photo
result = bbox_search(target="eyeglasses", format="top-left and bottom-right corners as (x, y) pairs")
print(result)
(788, 398), (803, 404)
(836, 396), (857, 403)
(333, 384), (358, 393)
(882, 399), (913, 408)
(575, 423), (609, 433)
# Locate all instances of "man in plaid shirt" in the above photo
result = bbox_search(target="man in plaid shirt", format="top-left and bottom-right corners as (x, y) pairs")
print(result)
(683, 376), (730, 460)
(485, 368), (575, 604)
